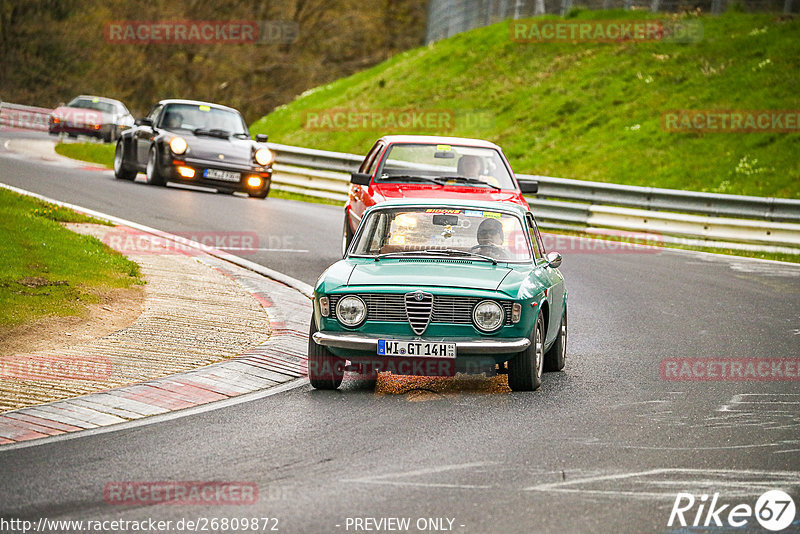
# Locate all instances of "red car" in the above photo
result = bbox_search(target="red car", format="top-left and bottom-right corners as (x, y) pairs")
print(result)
(49, 95), (134, 143)
(343, 135), (537, 254)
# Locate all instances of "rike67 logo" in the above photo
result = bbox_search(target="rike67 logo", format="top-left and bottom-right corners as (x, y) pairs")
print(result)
(668, 490), (796, 531)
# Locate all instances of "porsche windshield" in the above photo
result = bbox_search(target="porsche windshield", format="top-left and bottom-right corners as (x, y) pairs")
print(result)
(158, 104), (248, 135)
(351, 207), (532, 262)
(376, 143), (516, 190)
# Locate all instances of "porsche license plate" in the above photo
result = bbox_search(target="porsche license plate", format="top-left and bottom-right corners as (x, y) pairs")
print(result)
(378, 340), (456, 358)
(205, 169), (240, 182)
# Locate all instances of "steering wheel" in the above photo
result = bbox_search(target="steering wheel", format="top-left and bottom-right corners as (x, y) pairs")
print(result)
(470, 244), (509, 259)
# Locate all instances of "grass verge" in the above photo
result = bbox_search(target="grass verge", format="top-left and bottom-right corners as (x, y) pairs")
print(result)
(0, 187), (143, 329)
(55, 142), (114, 168)
(251, 10), (800, 198)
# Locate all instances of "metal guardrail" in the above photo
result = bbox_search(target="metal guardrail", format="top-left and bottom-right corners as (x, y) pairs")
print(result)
(0, 102), (52, 131)
(2, 103), (797, 252)
(267, 142), (800, 253)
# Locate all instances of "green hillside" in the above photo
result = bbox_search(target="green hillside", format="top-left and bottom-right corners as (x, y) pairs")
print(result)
(251, 10), (800, 198)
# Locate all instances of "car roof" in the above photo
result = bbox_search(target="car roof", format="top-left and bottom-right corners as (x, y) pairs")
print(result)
(378, 135), (501, 150)
(157, 99), (241, 114)
(74, 95), (124, 106)
(367, 198), (529, 217)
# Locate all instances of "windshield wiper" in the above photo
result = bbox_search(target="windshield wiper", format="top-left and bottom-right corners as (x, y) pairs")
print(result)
(193, 128), (232, 139)
(439, 176), (501, 190)
(421, 248), (498, 264)
(375, 248), (497, 265)
(379, 175), (445, 186)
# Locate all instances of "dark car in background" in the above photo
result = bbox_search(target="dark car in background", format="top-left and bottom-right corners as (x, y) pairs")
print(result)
(49, 95), (134, 142)
(113, 99), (273, 198)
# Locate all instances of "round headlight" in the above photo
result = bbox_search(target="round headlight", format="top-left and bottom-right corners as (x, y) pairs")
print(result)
(473, 300), (504, 332)
(169, 137), (187, 155)
(254, 147), (274, 166)
(336, 295), (366, 327)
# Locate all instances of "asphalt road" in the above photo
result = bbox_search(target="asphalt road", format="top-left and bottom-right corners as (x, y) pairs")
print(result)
(1, 131), (799, 534)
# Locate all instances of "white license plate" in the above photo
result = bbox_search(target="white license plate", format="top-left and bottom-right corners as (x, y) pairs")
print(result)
(378, 340), (456, 358)
(204, 168), (240, 182)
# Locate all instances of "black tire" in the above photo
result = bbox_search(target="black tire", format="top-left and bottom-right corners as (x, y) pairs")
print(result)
(308, 318), (344, 390)
(145, 146), (166, 186)
(544, 306), (567, 372)
(342, 213), (354, 256)
(113, 141), (137, 181)
(508, 312), (544, 391)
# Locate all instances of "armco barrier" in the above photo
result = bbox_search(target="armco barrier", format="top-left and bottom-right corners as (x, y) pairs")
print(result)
(265, 142), (800, 253)
(0, 102), (52, 131)
(2, 101), (797, 252)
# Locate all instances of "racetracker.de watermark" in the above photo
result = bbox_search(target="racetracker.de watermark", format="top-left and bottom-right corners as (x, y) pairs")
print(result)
(104, 481), (258, 505)
(103, 230), (261, 255)
(104, 20), (298, 44)
(304, 109), (458, 132)
(510, 19), (703, 43)
(662, 110), (800, 133)
(0, 355), (112, 380)
(660, 358), (800, 381)
(540, 231), (664, 254)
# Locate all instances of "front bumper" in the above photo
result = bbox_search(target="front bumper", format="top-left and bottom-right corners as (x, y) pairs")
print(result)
(312, 332), (530, 355)
(164, 157), (272, 193)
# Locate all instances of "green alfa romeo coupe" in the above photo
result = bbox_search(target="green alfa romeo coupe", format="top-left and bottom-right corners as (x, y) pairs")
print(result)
(309, 199), (567, 391)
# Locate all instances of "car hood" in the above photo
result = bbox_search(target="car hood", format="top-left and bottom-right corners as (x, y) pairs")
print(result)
(371, 182), (526, 205)
(347, 260), (512, 291)
(51, 106), (110, 124)
(178, 133), (255, 165)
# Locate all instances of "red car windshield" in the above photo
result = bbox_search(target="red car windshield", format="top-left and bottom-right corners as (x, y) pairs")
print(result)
(376, 143), (516, 190)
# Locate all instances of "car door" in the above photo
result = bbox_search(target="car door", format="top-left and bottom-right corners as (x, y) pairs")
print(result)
(136, 104), (162, 165)
(527, 212), (565, 346)
(349, 141), (384, 233)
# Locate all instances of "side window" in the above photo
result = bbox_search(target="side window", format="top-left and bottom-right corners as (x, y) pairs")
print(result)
(147, 105), (163, 125)
(527, 213), (545, 260)
(359, 142), (384, 175)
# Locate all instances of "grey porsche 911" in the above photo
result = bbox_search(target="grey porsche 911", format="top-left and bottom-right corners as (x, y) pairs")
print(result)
(113, 99), (273, 198)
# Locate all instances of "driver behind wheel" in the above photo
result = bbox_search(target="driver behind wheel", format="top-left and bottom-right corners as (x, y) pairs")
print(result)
(162, 111), (183, 129)
(473, 218), (509, 259)
(457, 154), (500, 187)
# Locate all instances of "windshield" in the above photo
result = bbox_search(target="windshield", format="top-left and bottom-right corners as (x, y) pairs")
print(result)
(67, 97), (117, 114)
(158, 103), (248, 135)
(376, 143), (516, 190)
(351, 207), (532, 262)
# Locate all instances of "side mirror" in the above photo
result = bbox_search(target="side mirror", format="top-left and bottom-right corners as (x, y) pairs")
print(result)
(255, 134), (268, 143)
(546, 251), (562, 269)
(135, 117), (153, 127)
(350, 172), (371, 186)
(519, 180), (538, 194)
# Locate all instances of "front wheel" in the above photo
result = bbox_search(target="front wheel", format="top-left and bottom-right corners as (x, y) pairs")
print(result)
(145, 146), (166, 186)
(508, 313), (544, 391)
(113, 141), (137, 180)
(544, 307), (566, 372)
(308, 318), (344, 390)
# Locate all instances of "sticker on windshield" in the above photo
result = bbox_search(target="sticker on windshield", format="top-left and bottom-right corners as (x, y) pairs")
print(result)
(426, 209), (462, 214)
(436, 144), (451, 151)
(464, 210), (483, 217)
(92, 98), (99, 103)
(198, 105), (211, 112)
(482, 211), (501, 219)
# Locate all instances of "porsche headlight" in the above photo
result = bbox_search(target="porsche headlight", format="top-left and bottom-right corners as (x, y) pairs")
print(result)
(254, 148), (274, 166)
(169, 137), (187, 155)
(473, 300), (504, 332)
(336, 295), (366, 327)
